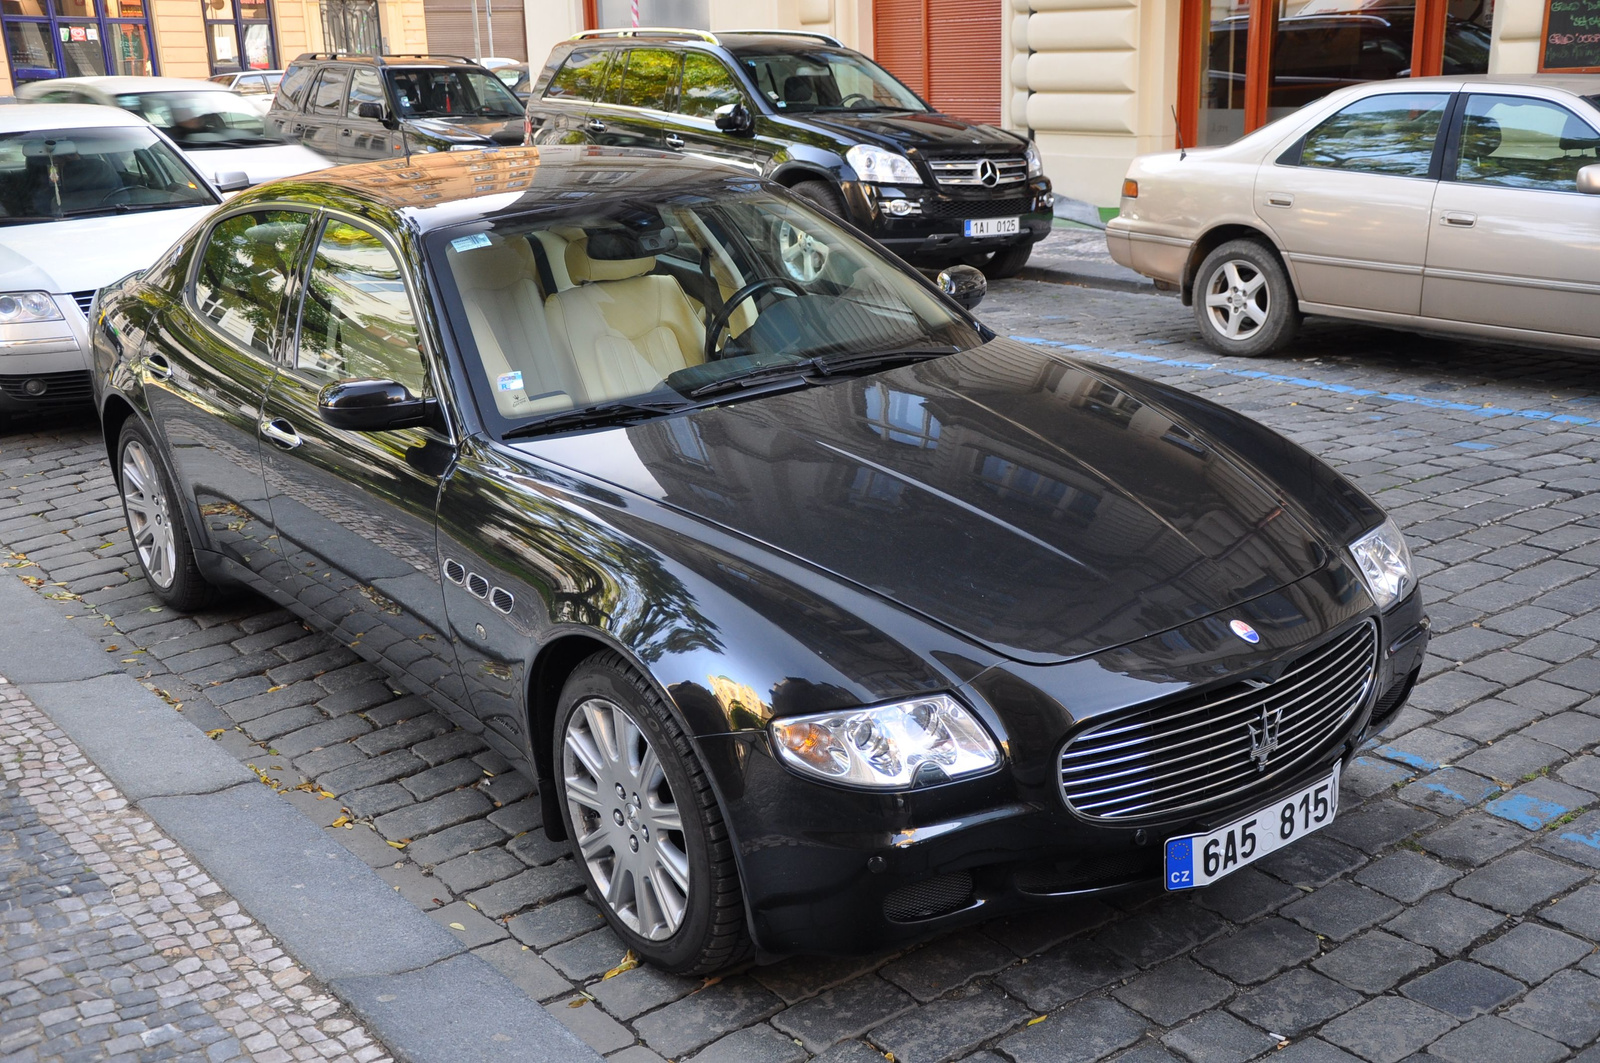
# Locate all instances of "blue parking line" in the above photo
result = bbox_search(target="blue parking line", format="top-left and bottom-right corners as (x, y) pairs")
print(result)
(1010, 335), (1600, 427)
(1374, 745), (1441, 772)
(1557, 827), (1600, 853)
(1454, 441), (1498, 451)
(1486, 792), (1571, 830)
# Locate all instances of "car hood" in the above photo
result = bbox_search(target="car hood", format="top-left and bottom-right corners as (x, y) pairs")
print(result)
(183, 142), (331, 186)
(796, 110), (1025, 154)
(409, 115), (525, 144)
(516, 341), (1328, 665)
(0, 206), (214, 294)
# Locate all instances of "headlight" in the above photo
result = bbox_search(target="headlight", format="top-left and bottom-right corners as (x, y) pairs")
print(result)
(1349, 517), (1415, 611)
(1025, 141), (1043, 178)
(770, 694), (1000, 789)
(0, 292), (63, 324)
(846, 144), (921, 185)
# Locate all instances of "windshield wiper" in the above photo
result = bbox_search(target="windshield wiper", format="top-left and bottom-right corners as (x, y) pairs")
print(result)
(60, 202), (188, 219)
(501, 398), (687, 439)
(685, 346), (956, 399)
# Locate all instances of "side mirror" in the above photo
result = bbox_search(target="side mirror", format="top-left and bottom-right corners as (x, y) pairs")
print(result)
(714, 101), (753, 135)
(357, 101), (388, 123)
(934, 264), (987, 310)
(1580, 163), (1600, 195)
(214, 171), (250, 192)
(318, 378), (437, 432)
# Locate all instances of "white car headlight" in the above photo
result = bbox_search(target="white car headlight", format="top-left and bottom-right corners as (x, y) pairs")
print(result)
(770, 694), (1000, 789)
(1025, 142), (1043, 178)
(0, 292), (63, 324)
(845, 144), (921, 185)
(1349, 517), (1415, 611)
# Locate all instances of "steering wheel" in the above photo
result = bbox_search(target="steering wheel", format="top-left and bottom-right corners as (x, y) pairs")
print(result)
(98, 185), (137, 205)
(704, 276), (805, 362)
(840, 92), (873, 108)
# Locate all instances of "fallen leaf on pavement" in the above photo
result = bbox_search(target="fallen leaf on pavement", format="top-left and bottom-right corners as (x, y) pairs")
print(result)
(386, 839), (408, 849)
(449, 922), (466, 930)
(204, 729), (226, 739)
(1026, 1016), (1046, 1026)
(601, 951), (639, 981)
(331, 815), (351, 828)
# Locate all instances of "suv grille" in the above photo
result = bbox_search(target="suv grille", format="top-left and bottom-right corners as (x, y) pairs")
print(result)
(927, 197), (1035, 220)
(927, 156), (1028, 188)
(1058, 620), (1378, 823)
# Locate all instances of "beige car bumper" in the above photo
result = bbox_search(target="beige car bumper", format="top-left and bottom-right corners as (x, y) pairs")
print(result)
(1106, 223), (1191, 287)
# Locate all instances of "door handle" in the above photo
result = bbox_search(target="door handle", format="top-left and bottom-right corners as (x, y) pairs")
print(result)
(341, 128), (352, 137)
(585, 118), (606, 133)
(1442, 211), (1477, 227)
(665, 133), (684, 149)
(1266, 193), (1294, 207)
(143, 353), (172, 381)
(260, 417), (302, 449)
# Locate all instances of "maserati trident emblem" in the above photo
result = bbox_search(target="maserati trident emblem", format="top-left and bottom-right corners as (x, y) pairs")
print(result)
(978, 159), (1000, 187)
(1230, 619), (1260, 643)
(1247, 706), (1283, 771)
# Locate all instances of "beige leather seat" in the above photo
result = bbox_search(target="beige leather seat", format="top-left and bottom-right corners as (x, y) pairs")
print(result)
(544, 234), (706, 402)
(447, 236), (580, 418)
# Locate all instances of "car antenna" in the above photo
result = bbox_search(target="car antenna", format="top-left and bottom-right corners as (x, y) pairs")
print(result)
(1172, 104), (1186, 160)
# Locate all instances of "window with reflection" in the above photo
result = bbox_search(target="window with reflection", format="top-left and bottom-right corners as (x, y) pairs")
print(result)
(194, 210), (310, 355)
(1295, 92), (1449, 177)
(864, 384), (940, 449)
(1455, 94), (1600, 192)
(1, 0), (154, 79)
(297, 220), (426, 392)
(203, 0), (275, 74)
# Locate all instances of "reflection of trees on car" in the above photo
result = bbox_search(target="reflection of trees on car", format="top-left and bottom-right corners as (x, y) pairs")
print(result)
(299, 221), (424, 388)
(195, 211), (308, 354)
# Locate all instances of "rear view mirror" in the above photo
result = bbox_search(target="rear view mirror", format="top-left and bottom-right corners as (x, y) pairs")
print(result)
(214, 171), (250, 192)
(1579, 163), (1600, 195)
(714, 102), (752, 135)
(935, 264), (987, 310)
(318, 378), (438, 432)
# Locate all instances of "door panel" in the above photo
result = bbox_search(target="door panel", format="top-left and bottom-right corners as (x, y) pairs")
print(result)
(301, 67), (351, 161)
(665, 52), (771, 176)
(337, 67), (394, 162)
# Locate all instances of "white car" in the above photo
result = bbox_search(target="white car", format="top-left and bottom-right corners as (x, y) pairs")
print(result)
(18, 76), (328, 187)
(0, 105), (221, 419)
(207, 70), (285, 115)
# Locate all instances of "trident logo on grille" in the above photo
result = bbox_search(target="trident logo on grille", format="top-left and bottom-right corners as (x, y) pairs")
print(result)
(1247, 705), (1283, 771)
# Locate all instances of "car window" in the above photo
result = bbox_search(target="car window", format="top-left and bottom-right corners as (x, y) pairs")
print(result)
(733, 47), (926, 113)
(545, 48), (610, 102)
(309, 67), (348, 116)
(193, 209), (311, 355)
(1455, 94), (1600, 192)
(277, 63), (312, 108)
(238, 74), (268, 95)
(209, 74), (233, 86)
(678, 52), (743, 119)
(1295, 92), (1449, 177)
(297, 219), (425, 393)
(347, 68), (385, 117)
(610, 48), (679, 111)
(388, 68), (522, 118)
(117, 91), (282, 148)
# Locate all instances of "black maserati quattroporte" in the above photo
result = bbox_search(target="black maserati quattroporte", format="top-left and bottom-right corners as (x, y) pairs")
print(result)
(91, 145), (1428, 974)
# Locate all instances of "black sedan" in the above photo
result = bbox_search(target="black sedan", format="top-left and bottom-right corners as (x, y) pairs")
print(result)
(90, 145), (1428, 974)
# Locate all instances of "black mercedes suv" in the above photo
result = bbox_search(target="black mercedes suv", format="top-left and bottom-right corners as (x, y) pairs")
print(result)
(267, 52), (525, 166)
(524, 28), (1055, 278)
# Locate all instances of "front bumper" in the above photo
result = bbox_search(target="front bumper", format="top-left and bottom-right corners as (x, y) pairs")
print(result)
(707, 573), (1428, 956)
(841, 177), (1054, 261)
(0, 301), (94, 410)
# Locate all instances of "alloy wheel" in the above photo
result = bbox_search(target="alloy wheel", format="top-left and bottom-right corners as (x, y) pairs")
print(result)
(121, 439), (176, 589)
(562, 696), (691, 941)
(1203, 259), (1270, 341)
(778, 221), (829, 283)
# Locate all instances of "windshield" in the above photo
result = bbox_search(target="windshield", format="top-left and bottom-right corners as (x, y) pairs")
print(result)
(389, 68), (523, 118)
(732, 48), (927, 113)
(0, 126), (215, 224)
(116, 91), (285, 148)
(435, 188), (979, 434)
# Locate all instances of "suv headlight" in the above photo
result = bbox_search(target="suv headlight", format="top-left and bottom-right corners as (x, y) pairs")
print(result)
(846, 144), (921, 185)
(1349, 517), (1415, 611)
(1025, 141), (1043, 178)
(0, 292), (63, 323)
(770, 694), (1000, 789)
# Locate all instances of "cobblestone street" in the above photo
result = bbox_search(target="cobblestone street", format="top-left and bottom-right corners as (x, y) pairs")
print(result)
(4, 277), (1600, 1063)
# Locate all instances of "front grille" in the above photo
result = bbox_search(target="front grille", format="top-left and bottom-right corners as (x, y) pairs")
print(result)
(882, 871), (974, 922)
(927, 197), (1035, 220)
(1058, 620), (1378, 823)
(71, 290), (94, 317)
(0, 370), (93, 403)
(927, 156), (1028, 187)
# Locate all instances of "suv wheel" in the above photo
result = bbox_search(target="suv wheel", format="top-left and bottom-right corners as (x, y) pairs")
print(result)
(1192, 239), (1300, 357)
(969, 242), (1033, 280)
(789, 179), (846, 221)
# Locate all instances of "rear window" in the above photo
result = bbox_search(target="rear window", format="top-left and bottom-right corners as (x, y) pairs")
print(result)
(545, 48), (610, 101)
(277, 63), (312, 107)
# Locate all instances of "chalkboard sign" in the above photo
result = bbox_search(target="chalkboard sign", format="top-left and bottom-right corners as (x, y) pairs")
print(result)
(1542, 0), (1600, 72)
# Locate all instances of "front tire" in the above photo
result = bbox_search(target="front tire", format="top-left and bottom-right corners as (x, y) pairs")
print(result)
(116, 420), (214, 611)
(1192, 239), (1300, 357)
(970, 241), (1033, 279)
(555, 652), (750, 974)
(789, 179), (847, 221)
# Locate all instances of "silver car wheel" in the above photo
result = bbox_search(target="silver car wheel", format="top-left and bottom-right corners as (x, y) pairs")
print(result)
(778, 220), (829, 282)
(121, 439), (176, 589)
(1203, 259), (1270, 341)
(562, 696), (691, 941)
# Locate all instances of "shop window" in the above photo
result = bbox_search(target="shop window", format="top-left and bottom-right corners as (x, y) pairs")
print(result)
(203, 0), (275, 74)
(1, 0), (155, 81)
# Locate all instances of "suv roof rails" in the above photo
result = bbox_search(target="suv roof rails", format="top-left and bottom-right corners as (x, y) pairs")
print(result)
(291, 51), (477, 66)
(719, 28), (844, 46)
(568, 27), (719, 44)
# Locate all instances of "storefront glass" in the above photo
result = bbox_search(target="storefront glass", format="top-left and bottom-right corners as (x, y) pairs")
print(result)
(203, 0), (275, 73)
(1, 0), (155, 80)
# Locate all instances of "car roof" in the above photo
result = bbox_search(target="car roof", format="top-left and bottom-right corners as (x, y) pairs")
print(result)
(290, 52), (483, 68)
(1368, 73), (1600, 95)
(236, 144), (753, 230)
(0, 103), (153, 133)
(717, 31), (845, 51)
(29, 75), (231, 93)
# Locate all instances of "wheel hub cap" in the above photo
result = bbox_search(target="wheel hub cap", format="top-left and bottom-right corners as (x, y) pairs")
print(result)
(120, 439), (177, 590)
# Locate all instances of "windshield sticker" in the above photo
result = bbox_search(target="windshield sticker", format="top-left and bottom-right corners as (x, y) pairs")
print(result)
(497, 370), (523, 392)
(451, 232), (491, 253)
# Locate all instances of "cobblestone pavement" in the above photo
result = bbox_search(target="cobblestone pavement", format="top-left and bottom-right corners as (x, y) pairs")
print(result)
(4, 282), (1600, 1063)
(0, 679), (392, 1063)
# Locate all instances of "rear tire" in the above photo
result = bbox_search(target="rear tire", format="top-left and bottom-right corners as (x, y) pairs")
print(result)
(1192, 239), (1300, 357)
(971, 242), (1033, 280)
(116, 419), (214, 611)
(789, 179), (847, 221)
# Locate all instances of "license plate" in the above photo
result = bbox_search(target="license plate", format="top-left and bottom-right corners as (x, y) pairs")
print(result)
(1164, 764), (1341, 891)
(964, 217), (1020, 238)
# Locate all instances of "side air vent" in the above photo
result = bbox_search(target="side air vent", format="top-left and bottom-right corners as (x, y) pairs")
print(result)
(466, 573), (490, 599)
(490, 588), (514, 614)
(882, 872), (974, 922)
(442, 559), (466, 584)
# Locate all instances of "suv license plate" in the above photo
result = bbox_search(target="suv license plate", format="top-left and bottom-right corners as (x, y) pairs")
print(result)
(1163, 764), (1341, 891)
(964, 217), (1020, 237)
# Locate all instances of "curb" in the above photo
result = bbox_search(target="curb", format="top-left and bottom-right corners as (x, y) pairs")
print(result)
(1017, 261), (1172, 296)
(0, 573), (602, 1063)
